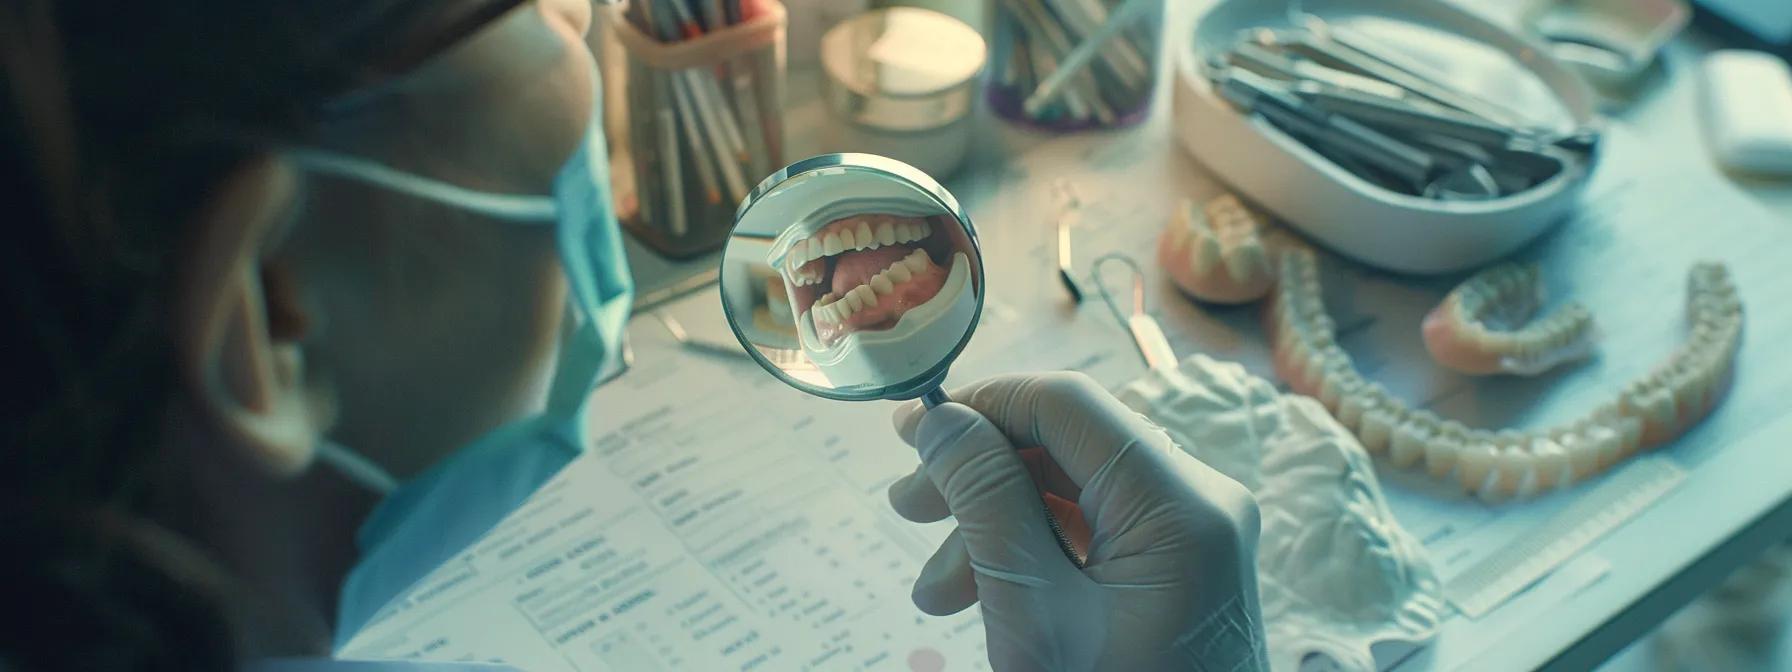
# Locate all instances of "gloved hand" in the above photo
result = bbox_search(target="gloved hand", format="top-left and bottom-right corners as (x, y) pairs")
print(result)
(889, 372), (1269, 671)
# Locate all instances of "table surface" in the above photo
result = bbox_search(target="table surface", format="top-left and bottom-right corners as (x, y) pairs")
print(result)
(617, 6), (1792, 671)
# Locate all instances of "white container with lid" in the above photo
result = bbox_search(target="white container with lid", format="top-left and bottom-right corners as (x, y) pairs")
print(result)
(819, 7), (987, 179)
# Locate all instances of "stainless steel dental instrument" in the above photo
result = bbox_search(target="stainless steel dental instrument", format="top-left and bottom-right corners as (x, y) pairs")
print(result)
(1093, 253), (1176, 371)
(1053, 179), (1085, 304)
(1277, 19), (1541, 131)
(1217, 68), (1438, 190)
(1291, 81), (1516, 149)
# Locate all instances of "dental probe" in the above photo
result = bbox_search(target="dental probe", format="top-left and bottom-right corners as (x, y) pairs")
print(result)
(1093, 253), (1177, 372)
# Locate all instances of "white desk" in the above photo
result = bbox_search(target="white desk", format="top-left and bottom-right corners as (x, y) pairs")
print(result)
(618, 10), (1792, 672)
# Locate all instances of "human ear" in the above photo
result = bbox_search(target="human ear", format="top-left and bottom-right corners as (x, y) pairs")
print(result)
(172, 155), (333, 477)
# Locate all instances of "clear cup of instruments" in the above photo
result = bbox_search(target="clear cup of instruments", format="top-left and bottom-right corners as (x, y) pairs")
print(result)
(596, 0), (787, 259)
(984, 0), (1165, 132)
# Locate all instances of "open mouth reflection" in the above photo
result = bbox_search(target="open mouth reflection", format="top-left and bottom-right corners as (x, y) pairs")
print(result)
(775, 213), (955, 348)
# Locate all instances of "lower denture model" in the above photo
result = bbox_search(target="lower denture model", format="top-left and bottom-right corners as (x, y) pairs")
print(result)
(1422, 263), (1598, 376)
(1158, 195), (1277, 304)
(1265, 249), (1743, 502)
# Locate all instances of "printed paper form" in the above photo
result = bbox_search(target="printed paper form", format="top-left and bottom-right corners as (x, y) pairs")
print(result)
(340, 321), (994, 671)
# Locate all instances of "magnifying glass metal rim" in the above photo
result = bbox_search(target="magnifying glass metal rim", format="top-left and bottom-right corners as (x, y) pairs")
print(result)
(720, 152), (985, 403)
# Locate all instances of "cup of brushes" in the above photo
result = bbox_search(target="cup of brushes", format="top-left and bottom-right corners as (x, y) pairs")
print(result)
(597, 0), (788, 259)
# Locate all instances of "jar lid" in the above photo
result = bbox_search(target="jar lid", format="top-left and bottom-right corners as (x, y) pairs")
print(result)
(821, 7), (987, 132)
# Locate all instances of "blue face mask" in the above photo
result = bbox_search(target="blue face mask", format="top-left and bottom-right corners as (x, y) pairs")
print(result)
(290, 68), (633, 643)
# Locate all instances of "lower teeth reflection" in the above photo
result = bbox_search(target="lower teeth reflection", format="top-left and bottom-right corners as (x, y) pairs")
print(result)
(798, 251), (974, 387)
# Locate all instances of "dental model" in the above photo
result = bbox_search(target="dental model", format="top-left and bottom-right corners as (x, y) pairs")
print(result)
(768, 213), (977, 389)
(1117, 355), (1445, 671)
(1158, 195), (1276, 304)
(1422, 263), (1598, 376)
(1269, 250), (1743, 502)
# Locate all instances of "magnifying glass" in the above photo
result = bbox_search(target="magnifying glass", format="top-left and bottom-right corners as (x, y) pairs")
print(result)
(720, 154), (1086, 566)
(719, 153), (983, 406)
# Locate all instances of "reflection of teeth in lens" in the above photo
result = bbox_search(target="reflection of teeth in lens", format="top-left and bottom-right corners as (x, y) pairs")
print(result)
(851, 285), (877, 311)
(812, 248), (939, 334)
(797, 216), (932, 259)
(785, 256), (824, 286)
(905, 248), (932, 273)
(811, 292), (841, 325)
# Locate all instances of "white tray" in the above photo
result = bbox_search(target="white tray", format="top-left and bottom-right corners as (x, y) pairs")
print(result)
(1173, 0), (1603, 274)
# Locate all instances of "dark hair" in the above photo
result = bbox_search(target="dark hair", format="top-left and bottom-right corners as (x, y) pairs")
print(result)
(0, 0), (521, 667)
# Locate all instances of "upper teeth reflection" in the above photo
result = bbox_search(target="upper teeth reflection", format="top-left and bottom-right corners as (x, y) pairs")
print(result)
(783, 218), (932, 277)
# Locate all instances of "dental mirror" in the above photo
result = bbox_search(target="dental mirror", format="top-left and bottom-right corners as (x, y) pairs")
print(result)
(719, 153), (984, 407)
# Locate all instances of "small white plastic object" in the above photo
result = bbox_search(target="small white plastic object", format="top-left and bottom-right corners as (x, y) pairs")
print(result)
(1701, 50), (1792, 176)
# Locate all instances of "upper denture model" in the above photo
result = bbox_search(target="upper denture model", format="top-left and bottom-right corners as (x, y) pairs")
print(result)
(1266, 249), (1743, 502)
(1422, 263), (1598, 376)
(1158, 195), (1277, 304)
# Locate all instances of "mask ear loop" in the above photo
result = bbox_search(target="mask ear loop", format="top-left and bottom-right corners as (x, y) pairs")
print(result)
(316, 440), (400, 495)
(287, 150), (557, 222)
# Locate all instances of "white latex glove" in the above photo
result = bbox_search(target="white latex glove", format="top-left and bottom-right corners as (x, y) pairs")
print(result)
(888, 372), (1269, 671)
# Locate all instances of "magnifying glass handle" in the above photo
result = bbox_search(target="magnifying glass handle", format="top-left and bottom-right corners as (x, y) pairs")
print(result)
(921, 387), (952, 409)
(917, 386), (1088, 568)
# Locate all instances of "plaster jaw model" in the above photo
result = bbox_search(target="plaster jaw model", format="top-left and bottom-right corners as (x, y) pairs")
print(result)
(1268, 250), (1743, 502)
(1115, 355), (1445, 672)
(768, 213), (978, 387)
(1421, 263), (1598, 376)
(1158, 195), (1277, 304)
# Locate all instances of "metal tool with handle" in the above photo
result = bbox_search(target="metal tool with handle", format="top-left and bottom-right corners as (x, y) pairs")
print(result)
(1093, 253), (1177, 371)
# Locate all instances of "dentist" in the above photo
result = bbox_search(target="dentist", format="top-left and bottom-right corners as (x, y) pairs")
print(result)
(0, 0), (1265, 669)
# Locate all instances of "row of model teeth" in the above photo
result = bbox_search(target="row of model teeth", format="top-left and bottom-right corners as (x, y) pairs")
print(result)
(810, 249), (931, 326)
(1166, 196), (1273, 287)
(784, 218), (932, 276)
(1270, 251), (1743, 502)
